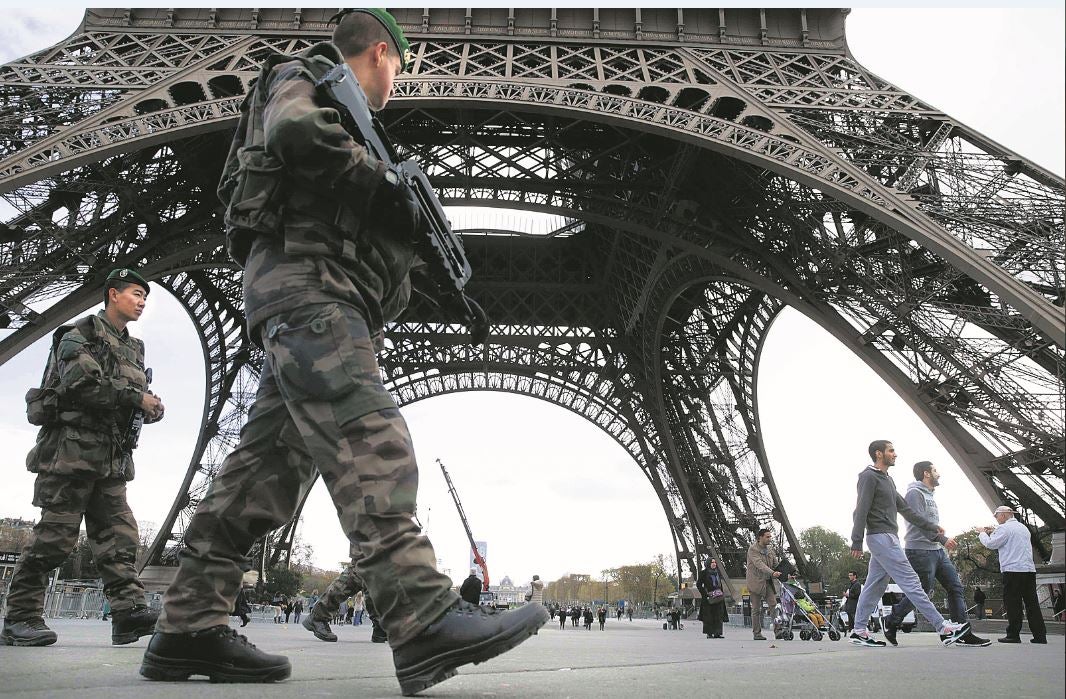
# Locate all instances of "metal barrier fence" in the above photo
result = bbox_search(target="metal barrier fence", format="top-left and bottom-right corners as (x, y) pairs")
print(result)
(1, 582), (163, 620)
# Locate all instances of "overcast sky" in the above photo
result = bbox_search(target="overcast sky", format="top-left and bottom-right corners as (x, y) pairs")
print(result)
(0, 6), (1062, 589)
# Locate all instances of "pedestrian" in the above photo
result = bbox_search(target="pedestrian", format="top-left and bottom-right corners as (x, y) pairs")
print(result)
(696, 558), (728, 639)
(583, 607), (593, 630)
(880, 461), (989, 647)
(597, 606), (607, 631)
(842, 571), (862, 631)
(1052, 589), (1065, 622)
(459, 570), (482, 605)
(284, 601), (292, 624)
(528, 575), (544, 605)
(231, 587), (251, 628)
(345, 598), (355, 625)
(140, 9), (545, 692)
(338, 598), (349, 626)
(548, 603), (556, 621)
(973, 587), (987, 619)
(571, 605), (581, 627)
(979, 506), (1048, 644)
(352, 591), (365, 625)
(293, 599), (303, 625)
(1, 269), (163, 649)
(558, 607), (568, 630)
(746, 528), (781, 641)
(102, 599), (112, 623)
(848, 440), (969, 647)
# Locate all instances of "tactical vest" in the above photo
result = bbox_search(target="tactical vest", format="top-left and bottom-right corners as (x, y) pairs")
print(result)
(217, 42), (364, 267)
(25, 314), (149, 480)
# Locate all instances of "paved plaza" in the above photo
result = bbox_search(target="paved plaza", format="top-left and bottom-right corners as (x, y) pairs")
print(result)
(1, 617), (1061, 698)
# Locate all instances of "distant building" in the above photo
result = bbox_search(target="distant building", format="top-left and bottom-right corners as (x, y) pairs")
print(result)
(489, 575), (531, 606)
(0, 517), (35, 550)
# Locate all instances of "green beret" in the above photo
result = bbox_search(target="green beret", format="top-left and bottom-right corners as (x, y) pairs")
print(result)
(105, 268), (150, 295)
(330, 8), (412, 72)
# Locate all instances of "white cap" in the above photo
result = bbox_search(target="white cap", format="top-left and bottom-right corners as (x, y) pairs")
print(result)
(993, 506), (1015, 515)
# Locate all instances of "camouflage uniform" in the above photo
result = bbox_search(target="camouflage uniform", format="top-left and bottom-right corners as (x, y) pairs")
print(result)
(6, 311), (150, 621)
(157, 42), (458, 647)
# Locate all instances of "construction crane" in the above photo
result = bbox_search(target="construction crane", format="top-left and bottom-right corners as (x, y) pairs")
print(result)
(437, 458), (489, 592)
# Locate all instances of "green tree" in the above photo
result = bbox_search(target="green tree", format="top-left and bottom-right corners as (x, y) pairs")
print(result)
(798, 526), (866, 596)
(949, 527), (1002, 596)
(265, 567), (303, 599)
(59, 534), (99, 580)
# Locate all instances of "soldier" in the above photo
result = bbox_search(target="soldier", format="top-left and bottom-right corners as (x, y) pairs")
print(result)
(1, 268), (164, 647)
(302, 544), (388, 644)
(140, 9), (546, 694)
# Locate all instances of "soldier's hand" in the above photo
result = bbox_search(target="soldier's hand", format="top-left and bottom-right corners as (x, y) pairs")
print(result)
(945, 537), (957, 550)
(380, 176), (423, 240)
(141, 392), (162, 415)
(462, 296), (489, 346)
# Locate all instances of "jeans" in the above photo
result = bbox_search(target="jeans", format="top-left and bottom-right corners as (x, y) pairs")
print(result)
(854, 533), (946, 633)
(1003, 572), (1047, 641)
(888, 547), (966, 625)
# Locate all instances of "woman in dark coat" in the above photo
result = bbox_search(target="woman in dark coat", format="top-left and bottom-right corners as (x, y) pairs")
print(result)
(696, 558), (728, 638)
(231, 585), (252, 628)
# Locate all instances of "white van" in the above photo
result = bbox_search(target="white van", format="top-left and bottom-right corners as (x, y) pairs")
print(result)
(838, 584), (917, 632)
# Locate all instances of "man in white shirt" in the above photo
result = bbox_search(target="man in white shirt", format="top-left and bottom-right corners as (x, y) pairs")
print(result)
(978, 506), (1047, 644)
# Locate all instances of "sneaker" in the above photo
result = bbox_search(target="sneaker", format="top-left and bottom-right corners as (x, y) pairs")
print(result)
(752, 634), (767, 641)
(882, 620), (899, 647)
(938, 621), (970, 646)
(850, 631), (887, 647)
(955, 631), (991, 647)
(997, 637), (1021, 644)
(1, 618), (58, 647)
(392, 600), (547, 696)
(140, 625), (291, 683)
(111, 605), (159, 645)
(301, 613), (337, 642)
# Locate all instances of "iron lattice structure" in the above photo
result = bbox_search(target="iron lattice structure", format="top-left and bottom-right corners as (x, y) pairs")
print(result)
(1, 8), (1063, 581)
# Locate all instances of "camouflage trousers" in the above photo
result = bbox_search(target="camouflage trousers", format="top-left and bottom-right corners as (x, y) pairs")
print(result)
(5, 473), (145, 621)
(157, 302), (457, 646)
(312, 542), (378, 621)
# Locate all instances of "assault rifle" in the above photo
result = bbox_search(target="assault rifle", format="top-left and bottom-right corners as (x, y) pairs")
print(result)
(316, 64), (487, 340)
(127, 368), (152, 450)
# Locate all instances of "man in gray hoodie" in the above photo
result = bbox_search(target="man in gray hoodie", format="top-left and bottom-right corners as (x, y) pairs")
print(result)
(849, 440), (970, 647)
(881, 461), (990, 647)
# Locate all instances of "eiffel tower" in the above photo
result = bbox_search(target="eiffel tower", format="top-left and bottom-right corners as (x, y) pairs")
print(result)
(1, 8), (1062, 583)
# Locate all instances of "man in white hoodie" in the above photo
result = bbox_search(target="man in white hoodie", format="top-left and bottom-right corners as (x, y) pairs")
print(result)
(881, 461), (990, 647)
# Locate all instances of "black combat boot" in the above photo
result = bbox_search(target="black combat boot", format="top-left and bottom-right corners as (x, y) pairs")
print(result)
(370, 613), (388, 643)
(1, 618), (58, 647)
(140, 625), (291, 683)
(301, 603), (337, 642)
(111, 604), (159, 645)
(392, 601), (547, 696)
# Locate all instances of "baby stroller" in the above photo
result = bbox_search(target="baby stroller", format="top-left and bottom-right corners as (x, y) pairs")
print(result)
(773, 577), (842, 642)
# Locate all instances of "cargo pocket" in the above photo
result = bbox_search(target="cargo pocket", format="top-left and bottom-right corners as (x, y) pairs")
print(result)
(46, 427), (109, 478)
(268, 304), (359, 403)
(266, 304), (396, 422)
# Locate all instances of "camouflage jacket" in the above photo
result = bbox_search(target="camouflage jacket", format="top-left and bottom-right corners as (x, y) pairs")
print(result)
(26, 311), (149, 481)
(219, 41), (416, 340)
